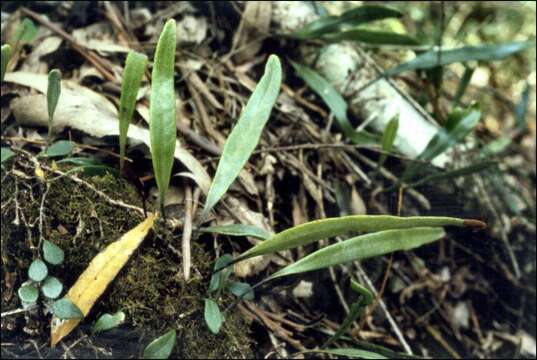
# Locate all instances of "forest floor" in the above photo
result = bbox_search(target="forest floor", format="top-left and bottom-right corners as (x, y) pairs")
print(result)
(1, 2), (535, 359)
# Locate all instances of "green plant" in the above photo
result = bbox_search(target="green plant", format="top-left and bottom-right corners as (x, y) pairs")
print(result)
(231, 215), (482, 264)
(17, 239), (77, 320)
(47, 69), (61, 143)
(201, 54), (282, 218)
(52, 298), (84, 319)
(323, 280), (373, 347)
(203, 254), (254, 333)
(378, 116), (399, 168)
(1, 44), (12, 82)
(143, 329), (176, 359)
(91, 311), (126, 335)
(205, 215), (484, 334)
(150, 19), (177, 216)
(399, 105), (482, 186)
(384, 41), (536, 77)
(291, 61), (377, 145)
(1, 147), (15, 164)
(11, 18), (38, 46)
(119, 51), (147, 174)
(290, 5), (417, 45)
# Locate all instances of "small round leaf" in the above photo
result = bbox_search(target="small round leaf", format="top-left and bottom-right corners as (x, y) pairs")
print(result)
(227, 281), (254, 301)
(43, 240), (64, 265)
(52, 298), (84, 319)
(18, 284), (39, 303)
(41, 276), (63, 299)
(204, 298), (223, 334)
(28, 259), (48, 282)
(142, 329), (176, 359)
(92, 311), (126, 335)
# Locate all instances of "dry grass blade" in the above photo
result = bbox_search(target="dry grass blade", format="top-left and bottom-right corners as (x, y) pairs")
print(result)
(202, 55), (282, 217)
(50, 214), (156, 347)
(150, 19), (177, 215)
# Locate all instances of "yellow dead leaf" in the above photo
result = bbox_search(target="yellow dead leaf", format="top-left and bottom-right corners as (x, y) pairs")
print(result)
(50, 213), (155, 347)
(35, 164), (46, 181)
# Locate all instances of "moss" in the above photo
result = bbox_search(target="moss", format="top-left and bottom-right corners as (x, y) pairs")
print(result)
(1, 159), (252, 358)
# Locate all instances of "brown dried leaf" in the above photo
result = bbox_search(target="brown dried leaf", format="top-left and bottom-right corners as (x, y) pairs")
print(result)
(232, 2), (272, 63)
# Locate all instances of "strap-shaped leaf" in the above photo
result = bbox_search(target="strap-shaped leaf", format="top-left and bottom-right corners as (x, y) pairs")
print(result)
(291, 61), (377, 144)
(47, 69), (61, 121)
(47, 69), (61, 140)
(378, 116), (399, 167)
(235, 215), (484, 263)
(119, 51), (147, 172)
(385, 41), (535, 77)
(323, 29), (419, 46)
(150, 19), (177, 214)
(202, 55), (282, 216)
(266, 227), (445, 281)
(291, 5), (403, 40)
(200, 224), (270, 240)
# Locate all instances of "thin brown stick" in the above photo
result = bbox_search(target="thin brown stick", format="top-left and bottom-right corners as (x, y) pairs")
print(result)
(20, 8), (115, 82)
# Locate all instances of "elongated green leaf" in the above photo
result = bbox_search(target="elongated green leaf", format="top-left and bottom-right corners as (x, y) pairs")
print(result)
(202, 55), (282, 216)
(407, 160), (496, 189)
(324, 29), (419, 46)
(57, 157), (119, 177)
(386, 41), (535, 77)
(47, 69), (61, 124)
(514, 82), (530, 130)
(400, 106), (482, 184)
(452, 66), (474, 107)
(235, 215), (484, 263)
(309, 348), (387, 359)
(350, 279), (373, 305)
(479, 138), (511, 158)
(266, 227), (445, 281)
(119, 51), (147, 173)
(204, 299), (223, 334)
(291, 5), (403, 39)
(421, 107), (481, 162)
(143, 329), (176, 359)
(291, 61), (377, 144)
(1, 44), (12, 82)
(13, 19), (38, 43)
(325, 281), (372, 348)
(150, 19), (177, 215)
(92, 311), (126, 334)
(200, 224), (270, 240)
(378, 116), (399, 167)
(325, 303), (362, 346)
